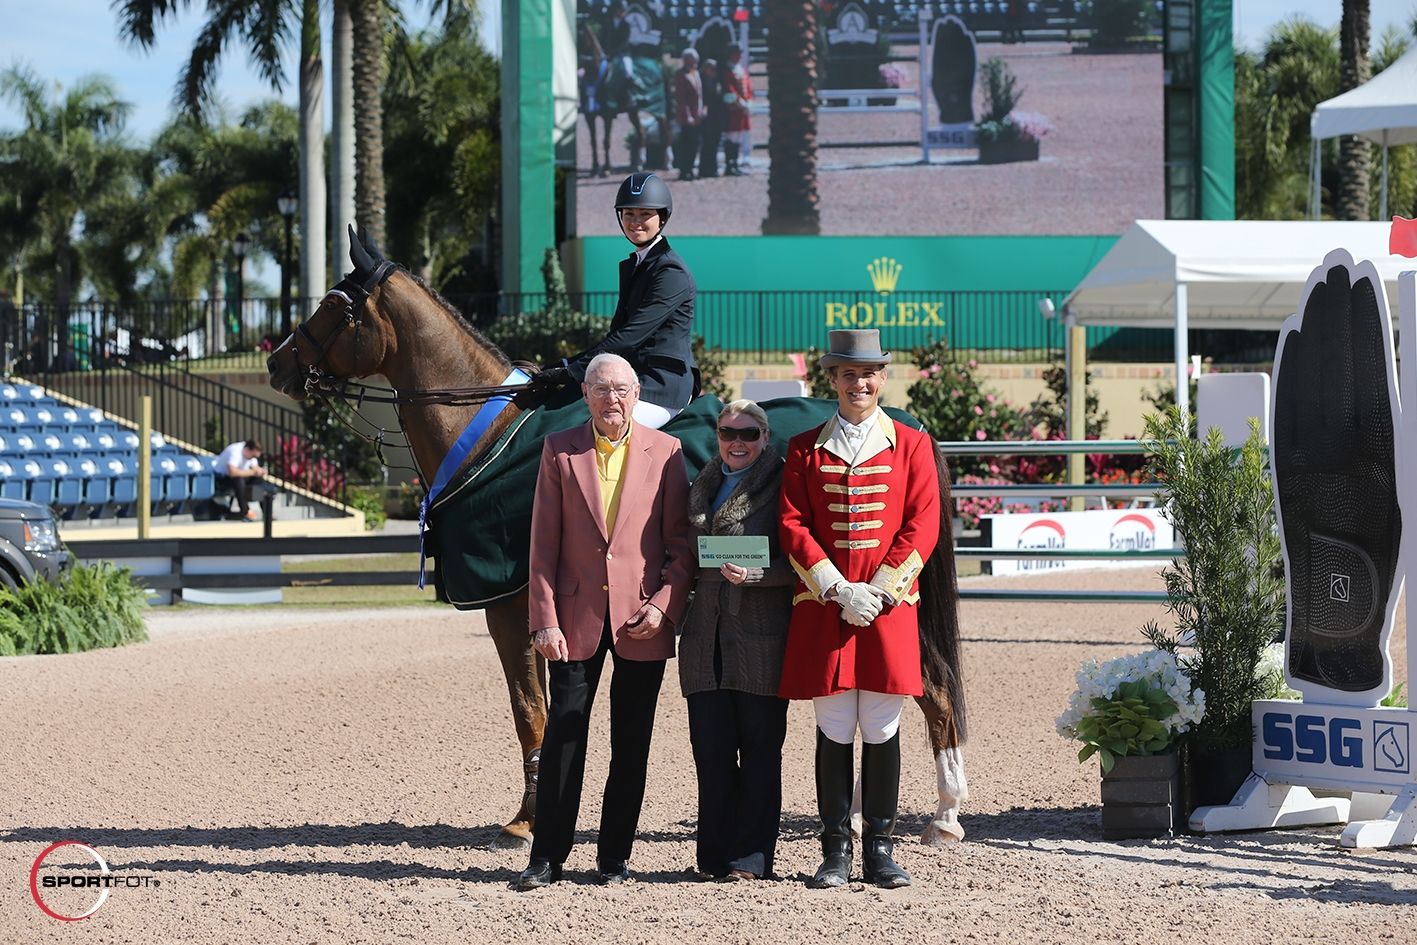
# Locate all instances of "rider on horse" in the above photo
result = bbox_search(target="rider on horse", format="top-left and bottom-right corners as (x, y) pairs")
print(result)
(530, 173), (697, 430)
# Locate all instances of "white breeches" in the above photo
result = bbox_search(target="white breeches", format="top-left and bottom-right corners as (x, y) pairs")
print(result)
(632, 400), (679, 429)
(813, 689), (905, 745)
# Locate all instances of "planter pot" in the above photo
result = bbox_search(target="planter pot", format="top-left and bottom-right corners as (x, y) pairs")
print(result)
(978, 137), (1041, 164)
(1100, 752), (1183, 840)
(1187, 744), (1253, 812)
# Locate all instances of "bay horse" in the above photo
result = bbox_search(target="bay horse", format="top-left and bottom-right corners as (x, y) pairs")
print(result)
(579, 21), (646, 175)
(266, 232), (969, 849)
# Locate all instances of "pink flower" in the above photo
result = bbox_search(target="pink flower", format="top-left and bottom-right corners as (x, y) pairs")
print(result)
(951, 389), (963, 398)
(968, 359), (978, 368)
(919, 369), (931, 378)
(930, 364), (942, 376)
(975, 430), (987, 440)
(974, 405), (984, 415)
(986, 394), (995, 403)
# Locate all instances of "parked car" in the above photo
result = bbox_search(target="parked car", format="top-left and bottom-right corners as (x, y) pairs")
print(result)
(0, 498), (70, 590)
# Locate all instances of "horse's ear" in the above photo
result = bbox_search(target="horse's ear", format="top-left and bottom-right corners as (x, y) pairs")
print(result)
(366, 233), (387, 263)
(348, 223), (375, 273)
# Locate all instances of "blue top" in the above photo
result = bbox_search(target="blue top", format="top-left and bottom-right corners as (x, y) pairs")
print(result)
(711, 460), (756, 515)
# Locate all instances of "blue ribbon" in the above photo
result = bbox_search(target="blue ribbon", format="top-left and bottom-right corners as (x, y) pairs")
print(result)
(418, 368), (530, 588)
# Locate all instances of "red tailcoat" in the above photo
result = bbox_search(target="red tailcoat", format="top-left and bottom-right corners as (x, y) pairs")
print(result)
(778, 412), (940, 699)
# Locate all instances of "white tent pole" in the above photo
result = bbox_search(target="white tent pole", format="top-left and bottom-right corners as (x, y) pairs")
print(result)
(1382, 130), (1390, 221)
(1310, 117), (1321, 220)
(1175, 282), (1190, 416)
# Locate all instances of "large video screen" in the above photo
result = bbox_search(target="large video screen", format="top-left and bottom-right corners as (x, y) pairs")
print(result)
(573, 1), (1164, 237)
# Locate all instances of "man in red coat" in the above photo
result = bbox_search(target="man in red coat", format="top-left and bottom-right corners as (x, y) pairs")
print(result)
(779, 329), (940, 889)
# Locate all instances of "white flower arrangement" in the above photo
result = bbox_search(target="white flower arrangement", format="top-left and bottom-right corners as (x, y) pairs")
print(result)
(1057, 650), (1206, 770)
(1255, 642), (1301, 700)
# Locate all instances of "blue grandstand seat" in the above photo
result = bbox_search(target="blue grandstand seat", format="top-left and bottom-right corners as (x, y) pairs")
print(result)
(3, 407), (24, 427)
(0, 461), (20, 499)
(94, 432), (118, 451)
(10, 434), (36, 454)
(37, 433), (63, 455)
(30, 407), (55, 427)
(79, 458), (109, 508)
(119, 432), (140, 450)
(49, 460), (82, 507)
(55, 407), (80, 429)
(21, 460), (54, 506)
(182, 455), (214, 503)
(66, 433), (91, 453)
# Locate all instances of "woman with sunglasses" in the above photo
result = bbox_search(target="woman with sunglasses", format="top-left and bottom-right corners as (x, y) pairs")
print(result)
(678, 399), (794, 881)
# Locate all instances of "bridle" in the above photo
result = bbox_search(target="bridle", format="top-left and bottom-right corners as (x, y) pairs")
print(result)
(293, 261), (534, 408)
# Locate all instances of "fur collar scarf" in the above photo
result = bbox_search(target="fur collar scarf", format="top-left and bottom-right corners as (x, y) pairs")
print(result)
(688, 444), (783, 536)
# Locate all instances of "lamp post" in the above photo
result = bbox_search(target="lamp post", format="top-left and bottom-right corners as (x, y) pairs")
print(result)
(277, 188), (298, 337)
(233, 231), (250, 350)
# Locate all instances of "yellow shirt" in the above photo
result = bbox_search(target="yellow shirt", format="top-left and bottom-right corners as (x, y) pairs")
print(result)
(594, 422), (632, 535)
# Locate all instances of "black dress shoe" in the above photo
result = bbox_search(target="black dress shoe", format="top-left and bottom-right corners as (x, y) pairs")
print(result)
(596, 861), (630, 884)
(513, 860), (561, 891)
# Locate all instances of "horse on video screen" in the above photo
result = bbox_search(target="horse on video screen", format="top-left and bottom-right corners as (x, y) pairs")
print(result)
(266, 231), (969, 848)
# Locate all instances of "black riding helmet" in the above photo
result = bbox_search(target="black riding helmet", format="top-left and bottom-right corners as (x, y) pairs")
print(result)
(615, 173), (673, 233)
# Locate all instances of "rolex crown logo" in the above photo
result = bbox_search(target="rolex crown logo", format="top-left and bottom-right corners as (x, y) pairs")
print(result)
(867, 257), (902, 294)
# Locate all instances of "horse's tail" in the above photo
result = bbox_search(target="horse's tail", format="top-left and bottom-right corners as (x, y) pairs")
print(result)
(918, 441), (967, 746)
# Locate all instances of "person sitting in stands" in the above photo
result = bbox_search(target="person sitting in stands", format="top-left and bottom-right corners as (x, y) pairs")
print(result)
(215, 439), (268, 521)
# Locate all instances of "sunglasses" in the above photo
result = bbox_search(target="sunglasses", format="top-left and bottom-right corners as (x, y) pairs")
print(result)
(717, 426), (762, 442)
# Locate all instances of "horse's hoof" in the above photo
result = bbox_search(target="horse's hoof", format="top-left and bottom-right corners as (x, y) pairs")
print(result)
(493, 829), (533, 851)
(920, 823), (965, 847)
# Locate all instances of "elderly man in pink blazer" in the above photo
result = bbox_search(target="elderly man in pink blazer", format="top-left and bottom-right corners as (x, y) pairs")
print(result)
(515, 353), (694, 890)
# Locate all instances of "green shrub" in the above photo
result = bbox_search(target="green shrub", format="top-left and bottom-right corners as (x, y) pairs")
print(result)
(0, 563), (148, 656)
(906, 338), (1033, 477)
(693, 336), (732, 402)
(347, 485), (388, 531)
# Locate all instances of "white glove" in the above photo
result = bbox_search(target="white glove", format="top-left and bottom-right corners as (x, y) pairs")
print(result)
(834, 582), (883, 626)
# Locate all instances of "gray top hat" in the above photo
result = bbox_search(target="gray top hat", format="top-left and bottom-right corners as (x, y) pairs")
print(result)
(818, 329), (893, 368)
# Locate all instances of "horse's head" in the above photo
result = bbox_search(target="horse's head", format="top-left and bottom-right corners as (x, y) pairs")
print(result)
(267, 225), (398, 400)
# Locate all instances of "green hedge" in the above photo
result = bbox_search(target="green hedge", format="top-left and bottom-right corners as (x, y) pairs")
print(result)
(0, 563), (148, 656)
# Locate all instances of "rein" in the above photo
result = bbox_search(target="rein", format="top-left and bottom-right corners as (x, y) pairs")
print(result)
(298, 261), (539, 408)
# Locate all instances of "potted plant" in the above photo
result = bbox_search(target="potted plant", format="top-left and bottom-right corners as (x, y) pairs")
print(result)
(1140, 410), (1285, 811)
(974, 58), (1052, 164)
(1058, 649), (1205, 838)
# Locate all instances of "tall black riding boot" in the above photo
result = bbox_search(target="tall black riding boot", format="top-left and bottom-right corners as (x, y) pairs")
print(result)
(810, 730), (854, 888)
(861, 732), (911, 888)
(724, 140), (741, 176)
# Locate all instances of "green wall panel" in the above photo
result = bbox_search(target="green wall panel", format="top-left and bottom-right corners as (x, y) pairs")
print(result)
(576, 235), (1118, 294)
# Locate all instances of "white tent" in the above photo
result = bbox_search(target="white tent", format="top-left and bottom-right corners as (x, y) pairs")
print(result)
(1063, 220), (1410, 413)
(1310, 44), (1417, 219)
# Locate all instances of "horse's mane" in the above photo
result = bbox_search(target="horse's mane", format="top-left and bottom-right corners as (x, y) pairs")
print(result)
(403, 271), (511, 368)
(919, 442), (967, 744)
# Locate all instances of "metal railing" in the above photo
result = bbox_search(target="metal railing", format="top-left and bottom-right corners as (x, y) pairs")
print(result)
(4, 289), (1191, 370)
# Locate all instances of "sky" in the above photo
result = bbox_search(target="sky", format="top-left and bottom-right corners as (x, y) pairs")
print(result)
(0, 0), (500, 140)
(0, 1), (1411, 143)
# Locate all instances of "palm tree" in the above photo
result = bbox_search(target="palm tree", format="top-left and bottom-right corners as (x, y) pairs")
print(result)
(0, 67), (136, 362)
(332, 0), (356, 277)
(1336, 0), (1371, 220)
(351, 0), (389, 247)
(383, 7), (499, 290)
(1234, 17), (1339, 219)
(112, 0), (327, 304)
(761, 0), (820, 234)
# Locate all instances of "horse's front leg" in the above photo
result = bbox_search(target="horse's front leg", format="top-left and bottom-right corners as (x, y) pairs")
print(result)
(915, 692), (968, 845)
(485, 591), (548, 850)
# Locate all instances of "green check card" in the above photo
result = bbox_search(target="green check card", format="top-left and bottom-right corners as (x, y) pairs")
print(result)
(697, 535), (771, 568)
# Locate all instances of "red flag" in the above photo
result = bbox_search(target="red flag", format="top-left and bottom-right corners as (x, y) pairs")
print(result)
(1392, 216), (1417, 258)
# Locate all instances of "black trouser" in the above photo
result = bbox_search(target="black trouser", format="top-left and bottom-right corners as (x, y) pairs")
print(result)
(215, 475), (254, 515)
(699, 122), (722, 176)
(529, 622), (666, 868)
(687, 688), (788, 877)
(676, 125), (701, 175)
